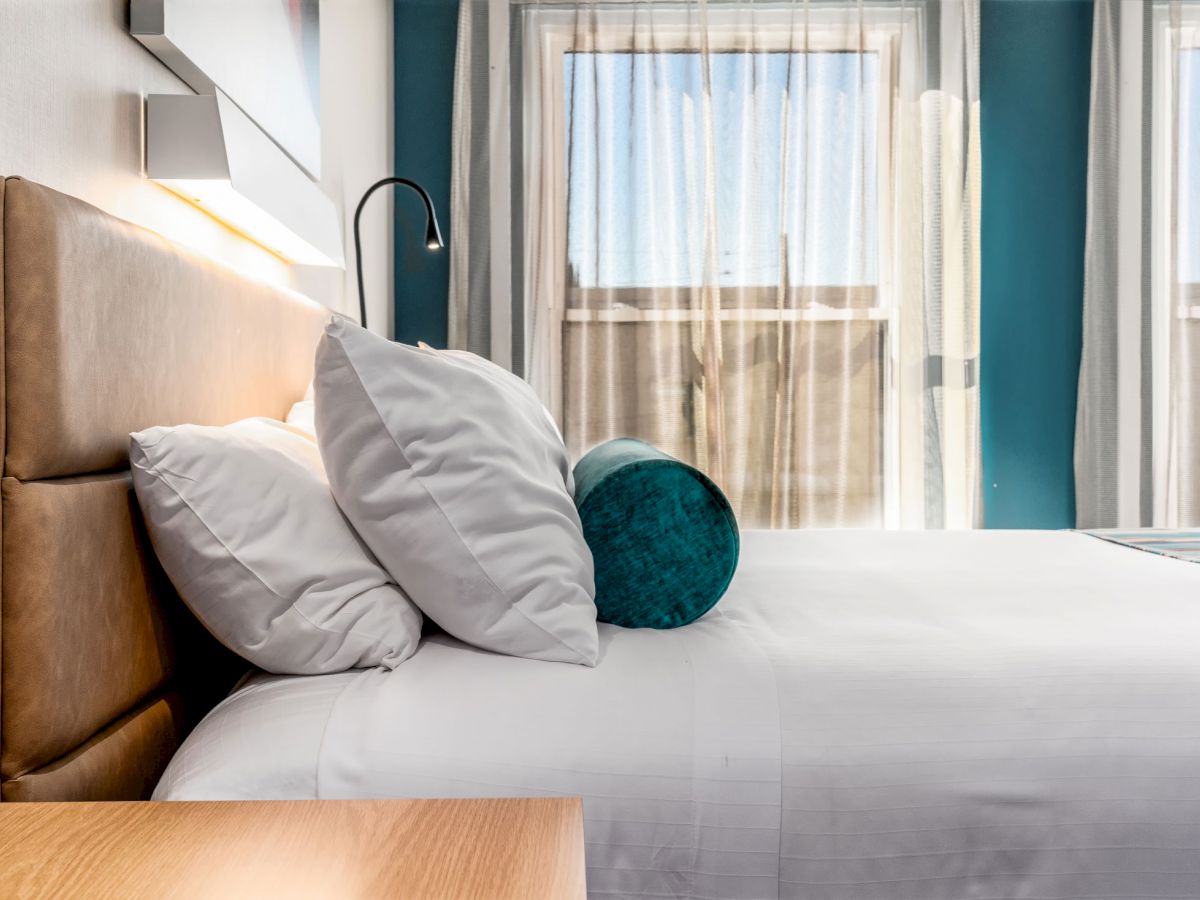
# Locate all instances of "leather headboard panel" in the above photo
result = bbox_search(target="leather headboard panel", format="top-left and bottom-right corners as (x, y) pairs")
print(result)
(0, 176), (332, 800)
(1, 694), (185, 802)
(2, 177), (327, 481)
(0, 473), (173, 777)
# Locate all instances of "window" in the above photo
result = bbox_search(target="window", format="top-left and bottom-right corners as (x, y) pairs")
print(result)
(507, 3), (978, 528)
(559, 43), (888, 527)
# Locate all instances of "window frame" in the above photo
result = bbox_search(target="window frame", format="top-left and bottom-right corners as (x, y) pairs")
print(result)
(522, 3), (914, 525)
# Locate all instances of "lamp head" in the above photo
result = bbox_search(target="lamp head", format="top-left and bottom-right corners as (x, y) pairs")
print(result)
(417, 185), (444, 251)
(425, 215), (444, 251)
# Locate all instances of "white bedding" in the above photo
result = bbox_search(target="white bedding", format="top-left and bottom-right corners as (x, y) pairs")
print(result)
(156, 530), (1200, 899)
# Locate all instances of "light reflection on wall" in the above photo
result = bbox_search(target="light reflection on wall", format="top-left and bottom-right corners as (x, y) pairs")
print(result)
(112, 181), (295, 289)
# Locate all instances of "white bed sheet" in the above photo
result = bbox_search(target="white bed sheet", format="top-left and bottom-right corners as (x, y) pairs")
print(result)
(156, 530), (1200, 899)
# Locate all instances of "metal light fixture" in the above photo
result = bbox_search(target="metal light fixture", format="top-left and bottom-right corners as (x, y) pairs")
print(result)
(145, 92), (343, 267)
(353, 177), (444, 332)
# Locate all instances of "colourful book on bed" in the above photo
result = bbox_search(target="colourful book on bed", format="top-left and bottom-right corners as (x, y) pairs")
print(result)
(1083, 529), (1200, 563)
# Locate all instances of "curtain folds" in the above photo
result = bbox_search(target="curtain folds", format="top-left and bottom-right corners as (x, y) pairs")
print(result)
(1075, 0), (1196, 528)
(1075, 0), (1126, 529)
(451, 0), (981, 529)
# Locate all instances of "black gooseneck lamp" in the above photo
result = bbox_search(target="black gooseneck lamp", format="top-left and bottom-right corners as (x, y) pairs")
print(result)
(353, 177), (444, 332)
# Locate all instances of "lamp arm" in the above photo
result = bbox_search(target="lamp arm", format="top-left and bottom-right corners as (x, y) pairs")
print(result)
(353, 176), (444, 332)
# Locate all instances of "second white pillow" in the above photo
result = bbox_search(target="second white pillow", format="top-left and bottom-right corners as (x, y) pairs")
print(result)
(314, 318), (599, 666)
(131, 416), (423, 675)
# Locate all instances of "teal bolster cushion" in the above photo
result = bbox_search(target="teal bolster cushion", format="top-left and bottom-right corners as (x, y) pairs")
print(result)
(572, 438), (740, 629)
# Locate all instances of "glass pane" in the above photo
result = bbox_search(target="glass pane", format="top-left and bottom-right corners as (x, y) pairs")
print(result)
(564, 50), (880, 293)
(1180, 48), (1200, 284)
(1175, 48), (1200, 524)
(562, 319), (886, 528)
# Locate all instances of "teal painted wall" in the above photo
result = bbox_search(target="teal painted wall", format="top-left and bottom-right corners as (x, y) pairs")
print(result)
(393, 0), (458, 346)
(980, 0), (1093, 528)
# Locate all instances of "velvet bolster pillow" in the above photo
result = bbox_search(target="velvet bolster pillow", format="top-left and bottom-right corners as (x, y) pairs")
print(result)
(573, 438), (739, 629)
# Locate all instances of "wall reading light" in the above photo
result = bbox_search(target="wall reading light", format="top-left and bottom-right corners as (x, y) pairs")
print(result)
(145, 92), (343, 267)
(353, 177), (444, 332)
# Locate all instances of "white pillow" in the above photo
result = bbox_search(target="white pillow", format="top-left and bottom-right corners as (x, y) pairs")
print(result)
(286, 384), (316, 440)
(314, 317), (599, 666)
(130, 416), (423, 674)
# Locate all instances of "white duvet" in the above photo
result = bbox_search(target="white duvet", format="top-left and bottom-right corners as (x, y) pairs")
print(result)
(157, 530), (1200, 899)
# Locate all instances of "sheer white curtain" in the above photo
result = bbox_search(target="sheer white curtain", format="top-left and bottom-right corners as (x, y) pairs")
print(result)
(1076, 0), (1200, 528)
(451, 0), (981, 529)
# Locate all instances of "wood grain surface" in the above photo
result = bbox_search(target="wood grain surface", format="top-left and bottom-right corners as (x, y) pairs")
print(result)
(0, 797), (587, 899)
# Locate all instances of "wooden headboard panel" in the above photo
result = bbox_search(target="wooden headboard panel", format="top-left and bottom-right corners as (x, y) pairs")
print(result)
(0, 177), (329, 801)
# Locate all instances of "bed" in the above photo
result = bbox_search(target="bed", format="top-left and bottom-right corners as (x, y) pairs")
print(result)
(157, 529), (1200, 899)
(3, 177), (1200, 900)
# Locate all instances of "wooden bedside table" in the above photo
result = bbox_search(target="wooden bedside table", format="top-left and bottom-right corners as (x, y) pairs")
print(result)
(0, 797), (587, 900)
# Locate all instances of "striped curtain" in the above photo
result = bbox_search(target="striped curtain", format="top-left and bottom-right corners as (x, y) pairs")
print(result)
(1075, 0), (1199, 528)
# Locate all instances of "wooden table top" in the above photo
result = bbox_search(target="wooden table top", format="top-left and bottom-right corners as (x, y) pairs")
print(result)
(0, 797), (587, 900)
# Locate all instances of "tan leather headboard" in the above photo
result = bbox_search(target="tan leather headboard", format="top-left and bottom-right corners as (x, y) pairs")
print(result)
(0, 177), (329, 801)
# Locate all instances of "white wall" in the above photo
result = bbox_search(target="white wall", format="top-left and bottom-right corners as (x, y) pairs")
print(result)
(294, 0), (396, 335)
(0, 0), (394, 334)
